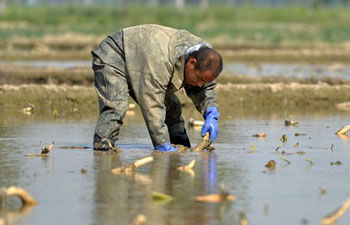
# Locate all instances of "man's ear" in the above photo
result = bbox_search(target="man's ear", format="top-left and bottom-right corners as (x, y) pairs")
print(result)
(188, 57), (197, 66)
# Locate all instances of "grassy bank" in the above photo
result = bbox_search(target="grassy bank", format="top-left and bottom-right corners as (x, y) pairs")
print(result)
(1, 5), (350, 46)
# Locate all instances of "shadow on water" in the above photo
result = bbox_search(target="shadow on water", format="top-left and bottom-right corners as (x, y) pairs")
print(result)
(0, 106), (350, 225)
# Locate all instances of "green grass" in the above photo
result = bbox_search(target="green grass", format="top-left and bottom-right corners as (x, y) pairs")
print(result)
(1, 5), (350, 44)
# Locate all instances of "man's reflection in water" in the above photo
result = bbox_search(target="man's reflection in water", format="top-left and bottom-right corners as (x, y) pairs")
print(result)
(92, 151), (228, 225)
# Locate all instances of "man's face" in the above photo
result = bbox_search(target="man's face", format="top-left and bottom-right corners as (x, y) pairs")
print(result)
(184, 58), (216, 87)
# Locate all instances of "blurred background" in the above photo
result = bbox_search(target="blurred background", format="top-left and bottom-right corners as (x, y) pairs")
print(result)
(0, 0), (350, 61)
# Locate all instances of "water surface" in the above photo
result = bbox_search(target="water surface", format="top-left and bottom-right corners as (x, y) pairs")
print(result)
(0, 110), (350, 225)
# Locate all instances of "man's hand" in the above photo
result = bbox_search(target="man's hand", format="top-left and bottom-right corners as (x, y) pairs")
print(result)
(201, 107), (220, 143)
(155, 143), (178, 152)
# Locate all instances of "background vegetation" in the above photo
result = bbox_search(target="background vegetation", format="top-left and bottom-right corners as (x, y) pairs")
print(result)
(1, 5), (350, 46)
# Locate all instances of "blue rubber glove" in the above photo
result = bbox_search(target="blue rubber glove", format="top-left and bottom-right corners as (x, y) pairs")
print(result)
(154, 143), (178, 152)
(201, 107), (220, 143)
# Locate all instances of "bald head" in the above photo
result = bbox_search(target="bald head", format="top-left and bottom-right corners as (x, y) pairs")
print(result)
(189, 47), (223, 78)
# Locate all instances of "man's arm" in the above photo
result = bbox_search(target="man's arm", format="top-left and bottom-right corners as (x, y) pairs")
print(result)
(136, 72), (173, 150)
(184, 81), (220, 142)
(184, 81), (218, 115)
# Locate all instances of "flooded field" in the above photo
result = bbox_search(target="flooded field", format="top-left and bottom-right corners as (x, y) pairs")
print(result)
(1, 60), (350, 81)
(1, 108), (349, 225)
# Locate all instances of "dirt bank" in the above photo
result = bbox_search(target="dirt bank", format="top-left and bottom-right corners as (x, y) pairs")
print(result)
(1, 83), (350, 117)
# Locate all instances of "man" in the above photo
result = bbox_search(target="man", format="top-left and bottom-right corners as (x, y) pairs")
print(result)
(91, 24), (222, 152)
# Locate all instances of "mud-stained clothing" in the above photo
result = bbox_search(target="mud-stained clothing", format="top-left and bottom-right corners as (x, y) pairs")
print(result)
(92, 24), (218, 149)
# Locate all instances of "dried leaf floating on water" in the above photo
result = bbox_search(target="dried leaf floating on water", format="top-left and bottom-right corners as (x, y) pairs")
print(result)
(293, 142), (299, 148)
(111, 156), (154, 174)
(128, 214), (146, 225)
(330, 160), (342, 166)
(191, 133), (211, 152)
(280, 134), (288, 142)
(0, 186), (37, 205)
(252, 132), (266, 138)
(279, 155), (291, 164)
(265, 160), (276, 170)
(152, 192), (174, 203)
(306, 158), (314, 166)
(285, 119), (299, 126)
(251, 144), (255, 153)
(321, 198), (350, 225)
(336, 125), (350, 136)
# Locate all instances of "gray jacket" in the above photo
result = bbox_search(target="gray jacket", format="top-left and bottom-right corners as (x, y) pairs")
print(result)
(95, 24), (218, 147)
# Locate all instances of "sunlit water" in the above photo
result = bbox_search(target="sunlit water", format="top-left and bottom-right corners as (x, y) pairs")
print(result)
(1, 110), (349, 225)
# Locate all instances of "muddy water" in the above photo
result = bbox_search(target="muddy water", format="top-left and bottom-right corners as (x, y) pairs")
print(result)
(0, 110), (350, 225)
(2, 60), (350, 80)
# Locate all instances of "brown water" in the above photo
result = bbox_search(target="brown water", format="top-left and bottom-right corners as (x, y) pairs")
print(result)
(1, 109), (350, 225)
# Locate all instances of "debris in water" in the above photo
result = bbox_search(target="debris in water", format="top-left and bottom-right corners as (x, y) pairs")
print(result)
(41, 141), (55, 154)
(0, 186), (37, 205)
(265, 160), (276, 170)
(330, 160), (342, 166)
(301, 217), (309, 225)
(285, 119), (299, 126)
(296, 151), (306, 155)
(335, 125), (350, 135)
(111, 156), (154, 174)
(188, 118), (204, 127)
(295, 133), (307, 136)
(321, 198), (350, 225)
(177, 160), (196, 171)
(59, 146), (91, 149)
(152, 192), (174, 203)
(275, 145), (280, 151)
(252, 132), (266, 138)
(264, 204), (269, 217)
(21, 104), (35, 115)
(239, 211), (249, 225)
(128, 214), (146, 225)
(279, 155), (291, 164)
(26, 141), (55, 157)
(80, 168), (87, 174)
(319, 186), (327, 196)
(251, 144), (255, 153)
(191, 132), (212, 152)
(195, 193), (236, 202)
(331, 144), (334, 152)
(196, 184), (236, 202)
(306, 158), (314, 166)
(280, 134), (287, 142)
(293, 142), (299, 148)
